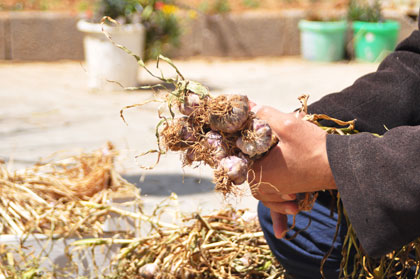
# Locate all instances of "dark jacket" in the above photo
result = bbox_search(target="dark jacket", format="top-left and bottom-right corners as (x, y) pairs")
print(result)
(308, 15), (420, 258)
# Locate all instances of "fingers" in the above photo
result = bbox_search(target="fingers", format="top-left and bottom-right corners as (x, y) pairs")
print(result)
(253, 106), (302, 141)
(251, 183), (296, 201)
(248, 145), (289, 194)
(263, 201), (299, 215)
(254, 106), (287, 136)
(270, 211), (288, 239)
(250, 104), (309, 141)
(256, 193), (296, 203)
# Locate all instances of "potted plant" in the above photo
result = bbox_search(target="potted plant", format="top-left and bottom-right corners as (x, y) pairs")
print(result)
(348, 0), (400, 62)
(142, 1), (181, 61)
(77, 0), (145, 91)
(298, 2), (348, 62)
(77, 0), (180, 91)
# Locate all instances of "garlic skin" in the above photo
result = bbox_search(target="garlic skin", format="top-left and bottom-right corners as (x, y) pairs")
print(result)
(238, 253), (252, 268)
(219, 156), (248, 185)
(236, 119), (273, 158)
(166, 117), (197, 151)
(184, 131), (227, 166)
(179, 94), (201, 116)
(205, 131), (227, 162)
(240, 211), (258, 223)
(185, 147), (198, 163)
(138, 263), (159, 279)
(209, 95), (250, 133)
(179, 121), (196, 144)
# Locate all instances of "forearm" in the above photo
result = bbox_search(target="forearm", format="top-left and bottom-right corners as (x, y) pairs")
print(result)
(306, 28), (420, 257)
(327, 126), (420, 257)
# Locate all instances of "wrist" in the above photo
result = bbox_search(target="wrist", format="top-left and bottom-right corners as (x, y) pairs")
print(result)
(318, 132), (337, 190)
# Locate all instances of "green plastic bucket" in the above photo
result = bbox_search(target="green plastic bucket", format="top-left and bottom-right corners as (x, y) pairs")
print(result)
(352, 20), (400, 62)
(299, 20), (347, 62)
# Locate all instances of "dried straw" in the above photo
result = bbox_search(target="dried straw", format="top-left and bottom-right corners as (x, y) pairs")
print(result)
(73, 204), (285, 279)
(0, 142), (140, 237)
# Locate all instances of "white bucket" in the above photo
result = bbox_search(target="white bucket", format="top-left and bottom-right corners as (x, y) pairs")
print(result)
(77, 20), (145, 91)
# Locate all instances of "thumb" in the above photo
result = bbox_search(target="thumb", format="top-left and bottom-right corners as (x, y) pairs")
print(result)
(252, 105), (293, 140)
(270, 210), (288, 239)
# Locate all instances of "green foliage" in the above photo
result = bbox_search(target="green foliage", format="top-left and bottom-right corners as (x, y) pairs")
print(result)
(94, 0), (142, 23)
(197, 0), (230, 14)
(93, 0), (181, 61)
(242, 0), (259, 8)
(77, 0), (91, 12)
(213, 0), (230, 13)
(142, 1), (181, 60)
(347, 0), (383, 22)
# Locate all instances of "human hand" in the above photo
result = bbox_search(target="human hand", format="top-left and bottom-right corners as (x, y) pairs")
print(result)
(248, 105), (336, 238)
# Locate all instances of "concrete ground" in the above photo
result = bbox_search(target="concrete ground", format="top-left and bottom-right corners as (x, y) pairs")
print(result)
(0, 57), (378, 214)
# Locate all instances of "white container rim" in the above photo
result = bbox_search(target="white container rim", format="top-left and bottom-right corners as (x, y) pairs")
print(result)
(77, 19), (145, 35)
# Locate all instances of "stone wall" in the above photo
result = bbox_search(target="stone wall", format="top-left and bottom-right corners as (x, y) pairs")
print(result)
(172, 10), (305, 58)
(0, 14), (8, 60)
(0, 12), (84, 61)
(0, 10), (417, 61)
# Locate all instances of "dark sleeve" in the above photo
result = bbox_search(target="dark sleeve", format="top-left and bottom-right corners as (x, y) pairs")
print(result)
(307, 27), (420, 257)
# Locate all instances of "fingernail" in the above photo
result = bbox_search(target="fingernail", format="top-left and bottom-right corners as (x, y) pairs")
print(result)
(251, 105), (262, 114)
(281, 194), (294, 201)
(277, 231), (287, 239)
(285, 208), (295, 215)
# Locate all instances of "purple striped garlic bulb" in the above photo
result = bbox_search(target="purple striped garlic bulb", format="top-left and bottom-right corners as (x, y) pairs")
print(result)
(236, 119), (273, 158)
(209, 95), (250, 133)
(163, 117), (196, 151)
(179, 93), (201, 116)
(205, 131), (227, 163)
(218, 155), (248, 185)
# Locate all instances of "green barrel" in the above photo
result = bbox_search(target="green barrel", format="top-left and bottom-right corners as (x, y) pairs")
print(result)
(352, 20), (400, 62)
(298, 20), (348, 62)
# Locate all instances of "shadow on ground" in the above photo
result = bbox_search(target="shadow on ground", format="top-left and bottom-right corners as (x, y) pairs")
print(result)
(122, 173), (214, 196)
